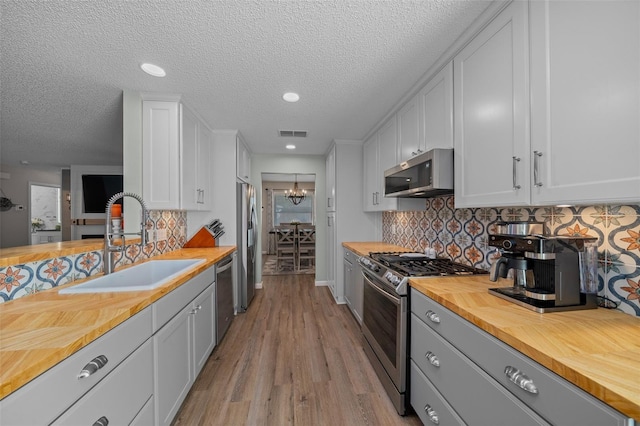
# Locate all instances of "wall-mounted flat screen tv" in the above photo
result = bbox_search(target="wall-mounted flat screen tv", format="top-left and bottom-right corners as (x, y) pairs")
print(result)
(81, 174), (123, 213)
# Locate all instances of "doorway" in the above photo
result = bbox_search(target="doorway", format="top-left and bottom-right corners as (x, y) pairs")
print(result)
(29, 182), (62, 244)
(261, 173), (316, 276)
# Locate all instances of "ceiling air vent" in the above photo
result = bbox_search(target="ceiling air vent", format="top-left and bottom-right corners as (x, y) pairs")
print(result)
(278, 130), (307, 138)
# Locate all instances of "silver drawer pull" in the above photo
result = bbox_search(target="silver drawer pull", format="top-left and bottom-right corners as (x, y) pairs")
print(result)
(93, 416), (109, 426)
(190, 305), (203, 315)
(77, 355), (108, 379)
(512, 156), (521, 189)
(425, 351), (440, 367)
(504, 365), (538, 394)
(533, 151), (543, 187)
(424, 404), (439, 424)
(425, 310), (441, 323)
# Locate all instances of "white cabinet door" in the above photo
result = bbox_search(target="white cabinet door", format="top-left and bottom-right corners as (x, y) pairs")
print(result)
(377, 117), (399, 210)
(237, 136), (251, 183)
(326, 212), (336, 298)
(154, 302), (193, 426)
(51, 340), (154, 426)
(421, 61), (453, 152)
(197, 124), (213, 210)
(180, 104), (200, 211)
(362, 136), (378, 211)
(530, 0), (640, 205)
(326, 145), (336, 212)
(192, 283), (216, 378)
(397, 94), (421, 162)
(142, 100), (181, 210)
(453, 0), (530, 208)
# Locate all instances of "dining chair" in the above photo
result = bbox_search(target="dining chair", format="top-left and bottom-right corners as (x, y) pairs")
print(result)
(274, 225), (296, 271)
(297, 226), (315, 271)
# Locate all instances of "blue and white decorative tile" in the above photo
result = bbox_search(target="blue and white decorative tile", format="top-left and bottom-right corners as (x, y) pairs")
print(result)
(500, 207), (531, 222)
(75, 251), (102, 278)
(606, 264), (640, 316)
(33, 257), (74, 291)
(0, 264), (35, 302)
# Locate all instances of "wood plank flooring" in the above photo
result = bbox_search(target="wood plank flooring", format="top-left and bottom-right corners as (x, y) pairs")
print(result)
(172, 273), (422, 425)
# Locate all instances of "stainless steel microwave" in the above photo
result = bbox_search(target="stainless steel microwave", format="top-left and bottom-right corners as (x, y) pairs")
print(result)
(384, 148), (453, 198)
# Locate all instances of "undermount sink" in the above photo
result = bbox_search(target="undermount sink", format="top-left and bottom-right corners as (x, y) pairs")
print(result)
(59, 259), (206, 294)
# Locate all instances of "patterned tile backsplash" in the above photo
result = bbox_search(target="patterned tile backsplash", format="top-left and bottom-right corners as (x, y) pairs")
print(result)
(0, 210), (187, 303)
(383, 196), (640, 317)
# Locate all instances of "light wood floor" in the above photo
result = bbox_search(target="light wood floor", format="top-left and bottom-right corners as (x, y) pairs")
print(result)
(172, 273), (422, 425)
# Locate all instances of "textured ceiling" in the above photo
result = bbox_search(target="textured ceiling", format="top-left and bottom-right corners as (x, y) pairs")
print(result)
(1, 0), (493, 169)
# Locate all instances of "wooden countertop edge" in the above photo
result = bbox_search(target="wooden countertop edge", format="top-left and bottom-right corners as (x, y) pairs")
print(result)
(0, 246), (236, 399)
(409, 279), (640, 420)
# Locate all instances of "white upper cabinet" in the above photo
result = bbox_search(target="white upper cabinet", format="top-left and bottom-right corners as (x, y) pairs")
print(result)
(236, 135), (251, 183)
(398, 61), (454, 163)
(142, 95), (213, 211)
(363, 117), (399, 212)
(142, 97), (182, 210)
(453, 1), (530, 208)
(326, 145), (336, 212)
(180, 104), (212, 211)
(420, 61), (453, 152)
(397, 95), (421, 162)
(529, 0), (640, 205)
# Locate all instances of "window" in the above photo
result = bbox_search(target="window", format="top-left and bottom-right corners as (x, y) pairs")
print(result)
(273, 190), (314, 226)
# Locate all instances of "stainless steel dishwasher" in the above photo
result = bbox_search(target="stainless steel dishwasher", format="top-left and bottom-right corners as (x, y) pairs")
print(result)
(216, 253), (235, 345)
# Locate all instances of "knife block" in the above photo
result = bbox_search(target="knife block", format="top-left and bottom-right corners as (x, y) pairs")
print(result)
(184, 227), (217, 248)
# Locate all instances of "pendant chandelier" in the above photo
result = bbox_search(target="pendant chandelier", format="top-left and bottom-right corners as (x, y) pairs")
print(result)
(285, 174), (307, 205)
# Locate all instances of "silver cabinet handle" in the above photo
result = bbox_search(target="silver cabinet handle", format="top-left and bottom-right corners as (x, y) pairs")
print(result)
(533, 151), (543, 187)
(93, 416), (109, 426)
(77, 355), (108, 379)
(425, 310), (441, 323)
(512, 156), (521, 189)
(425, 351), (440, 367)
(190, 305), (202, 315)
(504, 365), (538, 394)
(327, 197), (332, 208)
(424, 404), (439, 424)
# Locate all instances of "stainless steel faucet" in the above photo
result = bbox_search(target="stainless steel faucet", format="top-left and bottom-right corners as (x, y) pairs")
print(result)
(104, 192), (148, 275)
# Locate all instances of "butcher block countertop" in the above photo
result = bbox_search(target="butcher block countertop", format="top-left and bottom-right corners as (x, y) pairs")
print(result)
(0, 246), (236, 400)
(342, 242), (640, 420)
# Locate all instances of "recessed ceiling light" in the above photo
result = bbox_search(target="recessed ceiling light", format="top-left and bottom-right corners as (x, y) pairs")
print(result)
(282, 92), (300, 102)
(20, 160), (29, 165)
(286, 144), (296, 150)
(140, 63), (166, 77)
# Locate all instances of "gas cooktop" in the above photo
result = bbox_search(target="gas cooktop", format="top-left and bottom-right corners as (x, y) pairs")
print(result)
(368, 251), (488, 277)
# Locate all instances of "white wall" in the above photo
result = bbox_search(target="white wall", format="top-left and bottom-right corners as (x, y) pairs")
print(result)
(0, 165), (62, 248)
(252, 154), (326, 283)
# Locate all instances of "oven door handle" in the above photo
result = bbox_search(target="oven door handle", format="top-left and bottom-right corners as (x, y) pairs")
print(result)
(362, 272), (401, 305)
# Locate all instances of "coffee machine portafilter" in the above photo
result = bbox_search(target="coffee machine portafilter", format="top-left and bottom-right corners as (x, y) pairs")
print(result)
(488, 233), (599, 313)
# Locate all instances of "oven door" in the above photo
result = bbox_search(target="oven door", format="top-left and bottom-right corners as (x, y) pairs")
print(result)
(361, 270), (407, 394)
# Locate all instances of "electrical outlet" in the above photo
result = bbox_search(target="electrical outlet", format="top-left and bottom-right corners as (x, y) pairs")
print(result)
(156, 229), (167, 241)
(391, 224), (396, 234)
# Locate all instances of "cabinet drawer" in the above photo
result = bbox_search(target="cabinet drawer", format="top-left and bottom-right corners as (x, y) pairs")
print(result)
(0, 306), (153, 426)
(52, 338), (153, 425)
(410, 360), (466, 426)
(411, 314), (548, 425)
(410, 289), (630, 425)
(153, 265), (214, 332)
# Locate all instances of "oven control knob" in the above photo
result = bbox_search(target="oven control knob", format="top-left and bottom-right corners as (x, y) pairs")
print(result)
(502, 239), (516, 250)
(384, 271), (401, 285)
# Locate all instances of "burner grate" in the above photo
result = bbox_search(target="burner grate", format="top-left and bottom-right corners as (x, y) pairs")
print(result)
(368, 251), (487, 277)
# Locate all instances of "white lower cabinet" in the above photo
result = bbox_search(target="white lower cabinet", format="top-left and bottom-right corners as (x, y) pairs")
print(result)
(0, 307), (153, 426)
(343, 248), (363, 325)
(52, 339), (154, 425)
(155, 280), (216, 426)
(0, 264), (219, 426)
(410, 289), (631, 426)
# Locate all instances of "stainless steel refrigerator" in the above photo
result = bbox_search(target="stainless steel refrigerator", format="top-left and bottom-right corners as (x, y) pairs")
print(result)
(237, 182), (257, 312)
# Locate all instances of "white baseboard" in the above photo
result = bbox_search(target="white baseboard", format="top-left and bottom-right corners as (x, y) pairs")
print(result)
(315, 280), (329, 287)
(255, 281), (263, 289)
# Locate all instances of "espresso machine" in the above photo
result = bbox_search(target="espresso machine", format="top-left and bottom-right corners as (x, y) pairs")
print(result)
(488, 230), (599, 313)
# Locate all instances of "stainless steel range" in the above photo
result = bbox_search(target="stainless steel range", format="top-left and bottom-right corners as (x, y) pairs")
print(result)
(358, 251), (487, 415)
